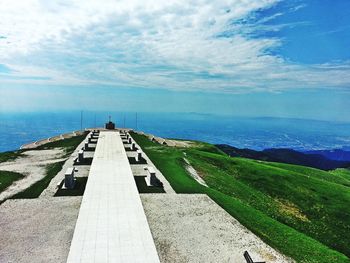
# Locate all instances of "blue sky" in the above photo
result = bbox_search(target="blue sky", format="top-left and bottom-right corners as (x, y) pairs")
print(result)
(0, 0), (349, 121)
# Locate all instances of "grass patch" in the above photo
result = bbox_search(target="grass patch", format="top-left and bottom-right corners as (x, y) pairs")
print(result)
(54, 177), (88, 196)
(35, 132), (88, 154)
(11, 161), (65, 199)
(263, 161), (350, 187)
(131, 132), (349, 263)
(330, 168), (350, 184)
(0, 150), (24, 163)
(0, 171), (24, 193)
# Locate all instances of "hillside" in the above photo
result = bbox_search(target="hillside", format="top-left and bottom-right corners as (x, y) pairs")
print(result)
(132, 132), (350, 263)
(216, 144), (350, 170)
(304, 149), (350, 162)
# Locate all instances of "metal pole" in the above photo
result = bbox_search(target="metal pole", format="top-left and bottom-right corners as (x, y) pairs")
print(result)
(136, 112), (138, 130)
(80, 111), (83, 131)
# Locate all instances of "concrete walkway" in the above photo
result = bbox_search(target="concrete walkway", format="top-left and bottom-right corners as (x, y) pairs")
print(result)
(66, 131), (160, 263)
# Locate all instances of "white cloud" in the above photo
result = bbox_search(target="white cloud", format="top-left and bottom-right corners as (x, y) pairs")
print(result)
(0, 0), (350, 93)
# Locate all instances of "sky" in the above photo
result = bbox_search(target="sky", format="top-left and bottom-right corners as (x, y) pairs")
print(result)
(0, 0), (349, 121)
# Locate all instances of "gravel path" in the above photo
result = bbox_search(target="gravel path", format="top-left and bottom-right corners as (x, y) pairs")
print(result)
(20, 131), (84, 150)
(0, 197), (82, 263)
(141, 194), (294, 263)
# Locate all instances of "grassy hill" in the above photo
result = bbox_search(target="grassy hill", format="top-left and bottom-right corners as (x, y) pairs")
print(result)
(216, 144), (350, 170)
(131, 132), (350, 263)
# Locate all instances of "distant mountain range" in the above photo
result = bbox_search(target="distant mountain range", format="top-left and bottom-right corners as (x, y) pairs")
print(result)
(216, 145), (350, 170)
(303, 149), (350, 162)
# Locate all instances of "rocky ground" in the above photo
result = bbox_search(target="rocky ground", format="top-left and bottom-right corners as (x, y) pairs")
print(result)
(0, 197), (82, 263)
(141, 194), (294, 263)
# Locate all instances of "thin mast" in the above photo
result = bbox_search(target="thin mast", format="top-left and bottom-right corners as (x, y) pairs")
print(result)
(136, 112), (138, 130)
(80, 110), (83, 131)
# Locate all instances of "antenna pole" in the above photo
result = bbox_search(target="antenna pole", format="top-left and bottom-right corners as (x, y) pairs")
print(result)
(136, 112), (138, 130)
(80, 111), (83, 131)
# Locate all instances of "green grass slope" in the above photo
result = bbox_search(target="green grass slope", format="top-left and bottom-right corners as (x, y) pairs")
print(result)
(36, 132), (88, 152)
(0, 171), (23, 193)
(0, 151), (25, 201)
(131, 132), (349, 263)
(0, 150), (24, 163)
(187, 151), (350, 257)
(330, 169), (350, 184)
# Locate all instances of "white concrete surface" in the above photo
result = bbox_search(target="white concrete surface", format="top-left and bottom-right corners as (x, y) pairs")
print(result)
(66, 131), (160, 263)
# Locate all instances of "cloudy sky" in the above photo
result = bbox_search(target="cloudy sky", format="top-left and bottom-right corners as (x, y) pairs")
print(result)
(0, 0), (349, 121)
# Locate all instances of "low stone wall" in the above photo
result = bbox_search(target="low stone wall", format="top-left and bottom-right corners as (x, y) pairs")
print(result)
(20, 130), (85, 150)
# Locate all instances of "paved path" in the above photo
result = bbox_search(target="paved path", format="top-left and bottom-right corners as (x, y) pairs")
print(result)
(66, 131), (160, 263)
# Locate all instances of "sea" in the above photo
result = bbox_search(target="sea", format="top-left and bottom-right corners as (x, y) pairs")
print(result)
(1, 111), (350, 153)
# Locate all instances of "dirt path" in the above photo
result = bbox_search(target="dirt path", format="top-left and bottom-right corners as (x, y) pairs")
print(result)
(183, 157), (208, 187)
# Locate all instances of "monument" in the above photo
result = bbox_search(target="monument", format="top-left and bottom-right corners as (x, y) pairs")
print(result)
(105, 116), (115, 130)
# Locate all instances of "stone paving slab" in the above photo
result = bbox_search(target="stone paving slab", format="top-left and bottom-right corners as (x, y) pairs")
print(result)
(66, 131), (160, 263)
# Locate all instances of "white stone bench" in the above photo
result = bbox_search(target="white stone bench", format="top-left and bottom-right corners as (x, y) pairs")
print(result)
(88, 135), (97, 143)
(64, 167), (76, 189)
(78, 149), (84, 163)
(91, 131), (99, 137)
(135, 150), (142, 162)
(131, 142), (136, 151)
(144, 166), (157, 186)
(56, 180), (63, 189)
